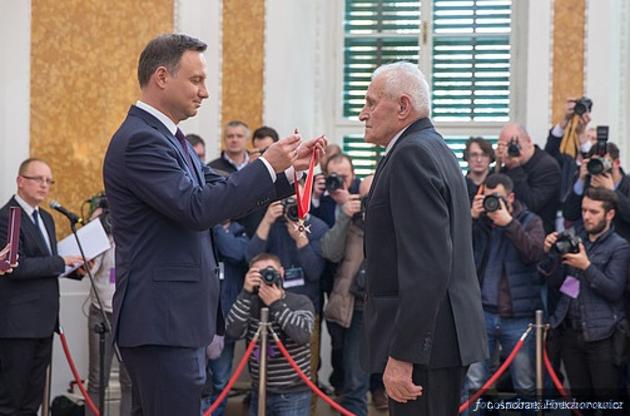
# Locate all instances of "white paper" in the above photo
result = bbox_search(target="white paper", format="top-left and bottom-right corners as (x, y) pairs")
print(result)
(57, 219), (111, 276)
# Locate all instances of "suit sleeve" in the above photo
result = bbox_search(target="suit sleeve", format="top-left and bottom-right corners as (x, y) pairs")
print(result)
(388, 146), (452, 363)
(504, 161), (560, 215)
(124, 131), (291, 231)
(0, 211), (65, 280)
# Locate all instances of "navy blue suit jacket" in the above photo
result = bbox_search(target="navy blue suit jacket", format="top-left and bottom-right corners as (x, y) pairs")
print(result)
(0, 197), (65, 338)
(103, 105), (293, 348)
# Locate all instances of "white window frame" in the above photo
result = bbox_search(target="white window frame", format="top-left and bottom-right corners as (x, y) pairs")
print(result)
(330, 0), (529, 146)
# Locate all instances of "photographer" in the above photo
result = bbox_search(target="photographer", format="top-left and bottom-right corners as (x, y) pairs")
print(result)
(544, 97), (594, 199)
(84, 198), (132, 416)
(464, 137), (494, 202)
(310, 153), (360, 394)
(225, 253), (315, 416)
(562, 141), (630, 242)
(540, 187), (630, 407)
(319, 175), (373, 416)
(497, 123), (561, 233)
(469, 173), (545, 398)
(311, 154), (361, 227)
(247, 195), (328, 311)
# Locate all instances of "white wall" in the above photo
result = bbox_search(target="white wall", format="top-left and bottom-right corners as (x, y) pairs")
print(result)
(524, 0), (553, 145)
(176, 0), (223, 163)
(585, 0), (628, 166)
(0, 0), (30, 200)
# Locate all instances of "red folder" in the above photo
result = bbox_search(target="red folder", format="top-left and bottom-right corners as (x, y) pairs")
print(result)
(0, 207), (21, 272)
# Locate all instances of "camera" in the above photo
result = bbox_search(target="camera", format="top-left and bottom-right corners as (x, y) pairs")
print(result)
(282, 197), (299, 222)
(483, 193), (505, 213)
(352, 196), (368, 228)
(553, 229), (581, 255)
(254, 266), (282, 293)
(573, 96), (593, 116)
(507, 137), (521, 158)
(325, 173), (345, 193)
(88, 192), (112, 234)
(586, 126), (611, 176)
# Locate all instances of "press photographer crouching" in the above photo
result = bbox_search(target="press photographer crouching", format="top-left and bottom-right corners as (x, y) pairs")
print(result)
(467, 173), (545, 399)
(562, 130), (630, 242)
(225, 253), (315, 416)
(540, 187), (630, 410)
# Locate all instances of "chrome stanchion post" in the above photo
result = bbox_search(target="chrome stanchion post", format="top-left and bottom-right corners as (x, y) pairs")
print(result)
(42, 363), (52, 415)
(535, 309), (544, 415)
(258, 307), (269, 416)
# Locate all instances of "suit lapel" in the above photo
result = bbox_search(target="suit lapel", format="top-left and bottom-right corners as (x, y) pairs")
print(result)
(11, 198), (51, 256)
(129, 106), (203, 186)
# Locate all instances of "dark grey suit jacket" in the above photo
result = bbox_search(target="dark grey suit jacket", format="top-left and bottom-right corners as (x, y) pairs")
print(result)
(103, 105), (293, 349)
(362, 117), (487, 372)
(0, 197), (65, 338)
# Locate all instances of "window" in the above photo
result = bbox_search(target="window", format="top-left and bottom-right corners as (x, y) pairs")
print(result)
(340, 0), (515, 176)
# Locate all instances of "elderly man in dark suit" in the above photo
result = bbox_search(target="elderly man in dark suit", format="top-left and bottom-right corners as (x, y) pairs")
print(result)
(360, 62), (487, 416)
(0, 158), (84, 415)
(103, 34), (324, 416)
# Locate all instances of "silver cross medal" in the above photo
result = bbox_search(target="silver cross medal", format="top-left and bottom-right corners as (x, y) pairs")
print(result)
(294, 218), (311, 238)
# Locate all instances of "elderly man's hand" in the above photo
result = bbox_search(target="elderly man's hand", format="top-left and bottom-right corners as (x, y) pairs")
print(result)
(383, 356), (423, 403)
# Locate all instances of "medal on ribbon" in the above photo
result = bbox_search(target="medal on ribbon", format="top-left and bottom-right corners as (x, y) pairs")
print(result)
(292, 147), (317, 238)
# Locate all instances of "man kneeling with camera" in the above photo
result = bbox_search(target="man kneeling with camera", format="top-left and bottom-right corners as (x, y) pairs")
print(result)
(225, 253), (315, 416)
(467, 173), (545, 399)
(540, 187), (630, 408)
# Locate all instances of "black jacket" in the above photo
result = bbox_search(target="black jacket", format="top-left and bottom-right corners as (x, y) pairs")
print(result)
(563, 174), (630, 243)
(544, 129), (579, 201)
(0, 197), (66, 338)
(502, 146), (561, 233)
(362, 117), (487, 372)
(539, 228), (630, 341)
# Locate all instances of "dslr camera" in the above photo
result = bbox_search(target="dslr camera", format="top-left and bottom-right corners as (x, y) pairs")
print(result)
(254, 266), (282, 293)
(507, 137), (521, 158)
(88, 192), (112, 234)
(553, 229), (581, 255)
(586, 126), (611, 176)
(573, 96), (593, 116)
(352, 196), (369, 228)
(325, 173), (345, 193)
(282, 197), (299, 222)
(483, 193), (506, 213)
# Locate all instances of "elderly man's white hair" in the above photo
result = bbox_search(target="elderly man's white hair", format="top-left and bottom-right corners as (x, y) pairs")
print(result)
(372, 62), (431, 117)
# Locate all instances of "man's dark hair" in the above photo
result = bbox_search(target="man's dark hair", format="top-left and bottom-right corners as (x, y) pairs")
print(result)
(584, 187), (619, 212)
(326, 153), (355, 173)
(484, 173), (514, 193)
(587, 142), (620, 161)
(138, 34), (207, 87)
(252, 126), (279, 144)
(186, 134), (205, 148)
(249, 253), (282, 269)
(18, 158), (48, 176)
(464, 137), (495, 163)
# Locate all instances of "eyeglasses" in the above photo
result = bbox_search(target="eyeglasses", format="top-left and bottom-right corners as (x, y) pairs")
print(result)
(21, 175), (55, 186)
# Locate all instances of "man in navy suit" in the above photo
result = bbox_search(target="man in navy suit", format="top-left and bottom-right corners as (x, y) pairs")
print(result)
(103, 34), (325, 416)
(0, 158), (84, 415)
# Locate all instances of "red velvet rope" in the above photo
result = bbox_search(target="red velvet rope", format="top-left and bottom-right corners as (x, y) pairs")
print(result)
(458, 325), (533, 414)
(58, 330), (101, 416)
(270, 329), (356, 416)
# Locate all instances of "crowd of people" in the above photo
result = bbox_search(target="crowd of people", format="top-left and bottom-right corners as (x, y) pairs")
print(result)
(1, 31), (629, 416)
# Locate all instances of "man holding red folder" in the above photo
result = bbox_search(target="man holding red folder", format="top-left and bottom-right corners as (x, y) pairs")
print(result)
(0, 158), (83, 415)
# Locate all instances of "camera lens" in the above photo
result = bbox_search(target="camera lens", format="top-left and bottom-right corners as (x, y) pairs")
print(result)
(325, 174), (344, 193)
(483, 195), (501, 213)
